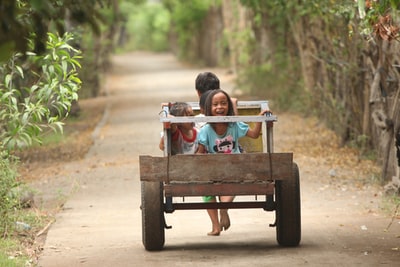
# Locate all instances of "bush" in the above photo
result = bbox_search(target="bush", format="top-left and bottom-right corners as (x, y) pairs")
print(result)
(122, 1), (171, 52)
(0, 151), (19, 237)
(0, 31), (82, 239)
(0, 32), (82, 150)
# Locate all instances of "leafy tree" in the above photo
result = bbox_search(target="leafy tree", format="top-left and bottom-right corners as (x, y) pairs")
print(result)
(0, 31), (81, 238)
(162, 0), (220, 60)
(0, 32), (82, 150)
(237, 0), (400, 182)
(0, 0), (110, 62)
(123, 1), (171, 51)
(0, 151), (19, 237)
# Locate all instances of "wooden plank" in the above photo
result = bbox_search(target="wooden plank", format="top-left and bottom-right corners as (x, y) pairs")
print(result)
(164, 182), (274, 197)
(139, 153), (293, 182)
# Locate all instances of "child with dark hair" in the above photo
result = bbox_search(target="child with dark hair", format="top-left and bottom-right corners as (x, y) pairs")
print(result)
(195, 72), (220, 96)
(194, 71), (238, 115)
(197, 89), (269, 236)
(159, 102), (198, 155)
(194, 90), (213, 129)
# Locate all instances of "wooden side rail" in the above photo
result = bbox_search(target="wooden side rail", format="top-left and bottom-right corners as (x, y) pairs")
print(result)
(139, 153), (293, 183)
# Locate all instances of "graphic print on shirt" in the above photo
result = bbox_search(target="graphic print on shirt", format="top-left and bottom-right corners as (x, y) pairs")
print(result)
(213, 135), (236, 153)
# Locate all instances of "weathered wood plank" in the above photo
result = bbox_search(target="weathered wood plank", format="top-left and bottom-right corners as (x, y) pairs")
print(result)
(164, 182), (274, 197)
(139, 153), (293, 182)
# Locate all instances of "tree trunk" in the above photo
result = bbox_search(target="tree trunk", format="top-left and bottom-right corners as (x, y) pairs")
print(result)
(198, 5), (224, 67)
(288, 16), (320, 94)
(221, 0), (249, 74)
(367, 38), (400, 181)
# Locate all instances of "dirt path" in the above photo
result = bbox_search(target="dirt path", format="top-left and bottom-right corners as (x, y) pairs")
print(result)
(33, 52), (399, 266)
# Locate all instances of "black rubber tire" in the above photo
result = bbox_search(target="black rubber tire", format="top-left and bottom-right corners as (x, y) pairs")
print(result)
(275, 162), (301, 247)
(141, 181), (165, 251)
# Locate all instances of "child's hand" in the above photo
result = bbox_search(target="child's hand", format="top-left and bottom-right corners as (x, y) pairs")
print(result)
(168, 114), (178, 133)
(231, 97), (239, 115)
(259, 109), (272, 116)
(231, 97), (238, 104)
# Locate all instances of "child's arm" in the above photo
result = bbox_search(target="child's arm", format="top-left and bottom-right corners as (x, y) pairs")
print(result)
(231, 97), (239, 115)
(246, 109), (271, 139)
(159, 137), (165, 151)
(159, 114), (178, 151)
(169, 114), (178, 134)
(160, 126), (180, 151)
(158, 136), (164, 151)
(197, 144), (207, 154)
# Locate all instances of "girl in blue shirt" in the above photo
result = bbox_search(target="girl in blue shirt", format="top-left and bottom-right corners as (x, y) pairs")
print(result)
(197, 89), (269, 236)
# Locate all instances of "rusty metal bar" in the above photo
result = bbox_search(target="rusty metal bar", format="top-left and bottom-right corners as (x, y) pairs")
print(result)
(164, 183), (274, 197)
(165, 201), (269, 210)
(160, 115), (277, 124)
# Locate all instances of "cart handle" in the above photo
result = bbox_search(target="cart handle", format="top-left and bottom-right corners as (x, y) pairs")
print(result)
(159, 115), (277, 124)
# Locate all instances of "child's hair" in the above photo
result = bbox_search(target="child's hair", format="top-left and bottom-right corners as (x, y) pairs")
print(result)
(195, 72), (220, 94)
(204, 89), (234, 117)
(169, 102), (192, 116)
(199, 90), (212, 111)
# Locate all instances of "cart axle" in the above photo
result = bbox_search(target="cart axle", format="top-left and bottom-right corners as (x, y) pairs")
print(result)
(164, 201), (276, 212)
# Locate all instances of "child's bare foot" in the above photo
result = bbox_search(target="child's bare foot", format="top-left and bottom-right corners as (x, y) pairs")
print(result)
(207, 230), (220, 236)
(219, 209), (230, 231)
(207, 223), (222, 236)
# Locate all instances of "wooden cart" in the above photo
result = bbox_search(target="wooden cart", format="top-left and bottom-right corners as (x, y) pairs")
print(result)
(139, 100), (301, 251)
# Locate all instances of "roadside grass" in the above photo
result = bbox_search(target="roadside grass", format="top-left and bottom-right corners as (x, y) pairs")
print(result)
(0, 208), (49, 267)
(382, 194), (400, 231)
(0, 238), (29, 267)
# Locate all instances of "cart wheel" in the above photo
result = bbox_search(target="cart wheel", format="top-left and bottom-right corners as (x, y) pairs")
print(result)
(141, 181), (165, 251)
(275, 162), (301, 247)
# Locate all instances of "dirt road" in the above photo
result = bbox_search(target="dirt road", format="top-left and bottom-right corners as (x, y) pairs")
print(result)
(36, 52), (399, 266)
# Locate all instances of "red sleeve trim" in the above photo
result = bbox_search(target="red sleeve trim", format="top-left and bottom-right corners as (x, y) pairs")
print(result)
(182, 128), (197, 143)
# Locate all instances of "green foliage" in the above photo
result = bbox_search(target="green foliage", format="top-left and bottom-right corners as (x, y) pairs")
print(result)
(348, 134), (377, 161)
(232, 0), (304, 111)
(233, 0), (393, 181)
(0, 238), (29, 266)
(0, 0), (110, 62)
(0, 31), (81, 241)
(166, 0), (213, 27)
(0, 194), (47, 264)
(0, 32), (82, 150)
(163, 0), (219, 57)
(238, 57), (306, 112)
(122, 1), (171, 51)
(0, 151), (19, 238)
(356, 0), (400, 40)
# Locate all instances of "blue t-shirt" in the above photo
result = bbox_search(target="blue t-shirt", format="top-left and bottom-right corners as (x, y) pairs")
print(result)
(198, 122), (249, 154)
